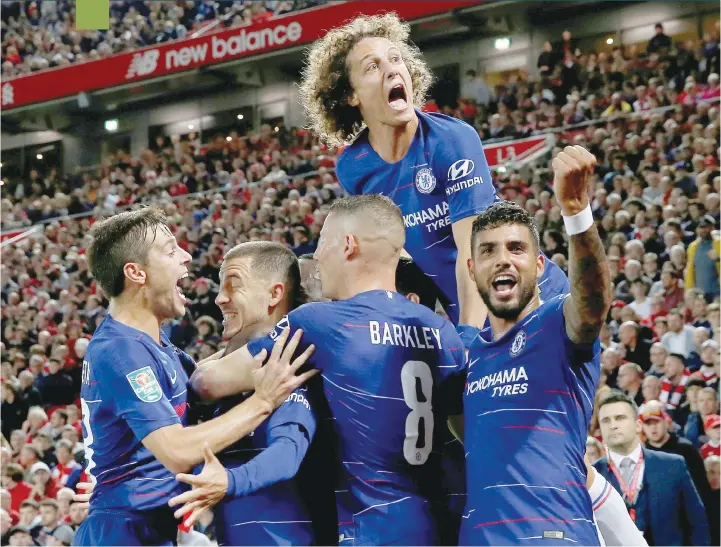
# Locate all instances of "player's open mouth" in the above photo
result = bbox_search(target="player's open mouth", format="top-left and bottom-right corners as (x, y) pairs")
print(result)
(388, 83), (408, 111)
(221, 312), (237, 325)
(491, 274), (517, 297)
(176, 273), (189, 305)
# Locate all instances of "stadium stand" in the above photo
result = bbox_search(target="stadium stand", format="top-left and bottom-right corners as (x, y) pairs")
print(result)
(0, 7), (719, 545)
(1, 0), (328, 76)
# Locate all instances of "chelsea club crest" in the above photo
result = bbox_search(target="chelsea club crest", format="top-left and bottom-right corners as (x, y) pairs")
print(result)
(415, 167), (436, 194)
(510, 330), (527, 357)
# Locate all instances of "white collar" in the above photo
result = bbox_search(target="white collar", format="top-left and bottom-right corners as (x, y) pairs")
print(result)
(609, 442), (643, 468)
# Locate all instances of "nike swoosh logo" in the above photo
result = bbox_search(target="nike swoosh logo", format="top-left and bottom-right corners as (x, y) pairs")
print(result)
(469, 358), (480, 369)
(170, 370), (177, 385)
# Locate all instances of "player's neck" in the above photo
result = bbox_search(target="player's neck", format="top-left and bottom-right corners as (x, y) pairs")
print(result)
(611, 438), (640, 457)
(488, 294), (540, 341)
(340, 270), (396, 300)
(108, 298), (162, 344)
(367, 113), (418, 164)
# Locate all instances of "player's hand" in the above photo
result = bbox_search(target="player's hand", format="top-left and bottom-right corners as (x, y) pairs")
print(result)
(251, 328), (317, 410)
(552, 145), (597, 217)
(73, 481), (95, 511)
(169, 443), (227, 527)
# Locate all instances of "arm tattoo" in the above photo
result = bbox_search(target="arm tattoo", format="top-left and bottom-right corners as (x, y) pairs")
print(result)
(564, 225), (612, 344)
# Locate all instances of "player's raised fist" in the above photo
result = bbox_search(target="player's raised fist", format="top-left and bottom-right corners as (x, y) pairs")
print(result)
(552, 145), (597, 216)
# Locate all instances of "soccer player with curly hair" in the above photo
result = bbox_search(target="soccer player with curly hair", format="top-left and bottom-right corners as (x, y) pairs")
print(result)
(299, 12), (569, 332)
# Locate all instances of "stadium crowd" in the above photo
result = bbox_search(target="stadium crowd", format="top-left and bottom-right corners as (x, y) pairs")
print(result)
(1, 16), (720, 547)
(1, 0), (328, 77)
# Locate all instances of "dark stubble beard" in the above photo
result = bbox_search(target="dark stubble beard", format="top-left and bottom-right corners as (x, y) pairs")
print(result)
(478, 277), (537, 321)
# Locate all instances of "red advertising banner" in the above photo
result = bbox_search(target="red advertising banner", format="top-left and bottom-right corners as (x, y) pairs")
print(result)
(483, 135), (551, 168)
(1, 1), (473, 111)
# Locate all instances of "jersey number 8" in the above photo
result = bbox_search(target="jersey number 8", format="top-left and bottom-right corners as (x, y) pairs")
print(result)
(401, 360), (434, 465)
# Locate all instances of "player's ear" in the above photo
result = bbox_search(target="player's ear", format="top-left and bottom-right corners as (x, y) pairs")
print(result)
(466, 257), (475, 282)
(344, 233), (359, 259)
(536, 250), (545, 280)
(347, 92), (360, 107)
(269, 282), (285, 308)
(123, 263), (146, 286)
(406, 292), (420, 305)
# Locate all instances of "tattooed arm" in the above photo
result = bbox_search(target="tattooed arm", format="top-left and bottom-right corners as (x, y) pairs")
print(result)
(552, 146), (612, 344)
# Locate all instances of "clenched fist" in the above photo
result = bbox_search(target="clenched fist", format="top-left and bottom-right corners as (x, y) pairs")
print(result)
(552, 145), (597, 217)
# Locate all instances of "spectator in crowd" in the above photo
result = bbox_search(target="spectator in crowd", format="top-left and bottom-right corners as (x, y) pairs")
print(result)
(594, 392), (709, 546)
(1, 465), (32, 514)
(647, 342), (668, 377)
(686, 215), (721, 302)
(618, 362), (645, 407)
(35, 499), (61, 546)
(659, 353), (691, 420)
(700, 414), (720, 460)
(619, 320), (653, 370)
(642, 374), (663, 404)
(641, 401), (712, 512)
(686, 387), (721, 448)
(648, 23), (673, 54)
(662, 309), (697, 357)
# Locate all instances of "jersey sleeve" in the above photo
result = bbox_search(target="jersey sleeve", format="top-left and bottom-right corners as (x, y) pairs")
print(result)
(435, 120), (498, 223)
(436, 322), (468, 416)
(267, 385), (317, 441)
(94, 339), (181, 441)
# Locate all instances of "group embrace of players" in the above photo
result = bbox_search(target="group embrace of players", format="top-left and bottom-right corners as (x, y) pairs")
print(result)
(73, 14), (648, 547)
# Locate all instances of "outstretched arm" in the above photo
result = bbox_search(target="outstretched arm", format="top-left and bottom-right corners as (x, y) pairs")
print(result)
(552, 146), (612, 344)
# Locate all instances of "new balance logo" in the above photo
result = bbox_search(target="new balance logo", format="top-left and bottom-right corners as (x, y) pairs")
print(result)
(447, 159), (475, 181)
(126, 50), (160, 79)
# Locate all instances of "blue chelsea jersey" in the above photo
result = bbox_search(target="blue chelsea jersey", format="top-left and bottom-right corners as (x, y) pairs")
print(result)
(80, 315), (192, 512)
(248, 291), (466, 546)
(337, 110), (570, 324)
(460, 295), (601, 546)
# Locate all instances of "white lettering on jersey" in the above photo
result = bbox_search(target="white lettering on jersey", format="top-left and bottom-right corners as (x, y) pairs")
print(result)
(285, 391), (311, 411)
(403, 202), (450, 233)
(82, 360), (91, 385)
(445, 176), (485, 196)
(369, 321), (442, 350)
(465, 366), (528, 396)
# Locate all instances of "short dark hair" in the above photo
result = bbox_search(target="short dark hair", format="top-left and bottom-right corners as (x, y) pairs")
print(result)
(395, 256), (440, 310)
(471, 200), (540, 254)
(4, 463), (24, 482)
(223, 241), (305, 310)
(88, 206), (169, 297)
(598, 390), (639, 417)
(668, 352), (686, 365)
(53, 409), (68, 424)
(686, 378), (706, 391)
(20, 500), (39, 510)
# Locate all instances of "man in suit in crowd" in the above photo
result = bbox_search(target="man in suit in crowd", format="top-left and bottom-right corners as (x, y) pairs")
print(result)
(594, 391), (709, 546)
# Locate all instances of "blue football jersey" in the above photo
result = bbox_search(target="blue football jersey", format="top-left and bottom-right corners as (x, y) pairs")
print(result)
(213, 386), (318, 546)
(460, 295), (601, 546)
(80, 315), (191, 512)
(337, 110), (569, 324)
(247, 290), (466, 546)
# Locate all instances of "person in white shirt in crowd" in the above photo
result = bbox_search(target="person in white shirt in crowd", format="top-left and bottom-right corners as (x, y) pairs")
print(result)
(628, 279), (652, 320)
(661, 309), (696, 357)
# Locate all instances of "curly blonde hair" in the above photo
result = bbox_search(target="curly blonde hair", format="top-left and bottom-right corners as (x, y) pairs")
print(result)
(298, 12), (433, 149)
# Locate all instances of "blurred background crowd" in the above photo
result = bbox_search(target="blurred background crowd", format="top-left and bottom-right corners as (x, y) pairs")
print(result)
(1, 1), (720, 545)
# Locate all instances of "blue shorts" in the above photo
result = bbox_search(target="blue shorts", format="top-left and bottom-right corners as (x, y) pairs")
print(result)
(73, 508), (178, 546)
